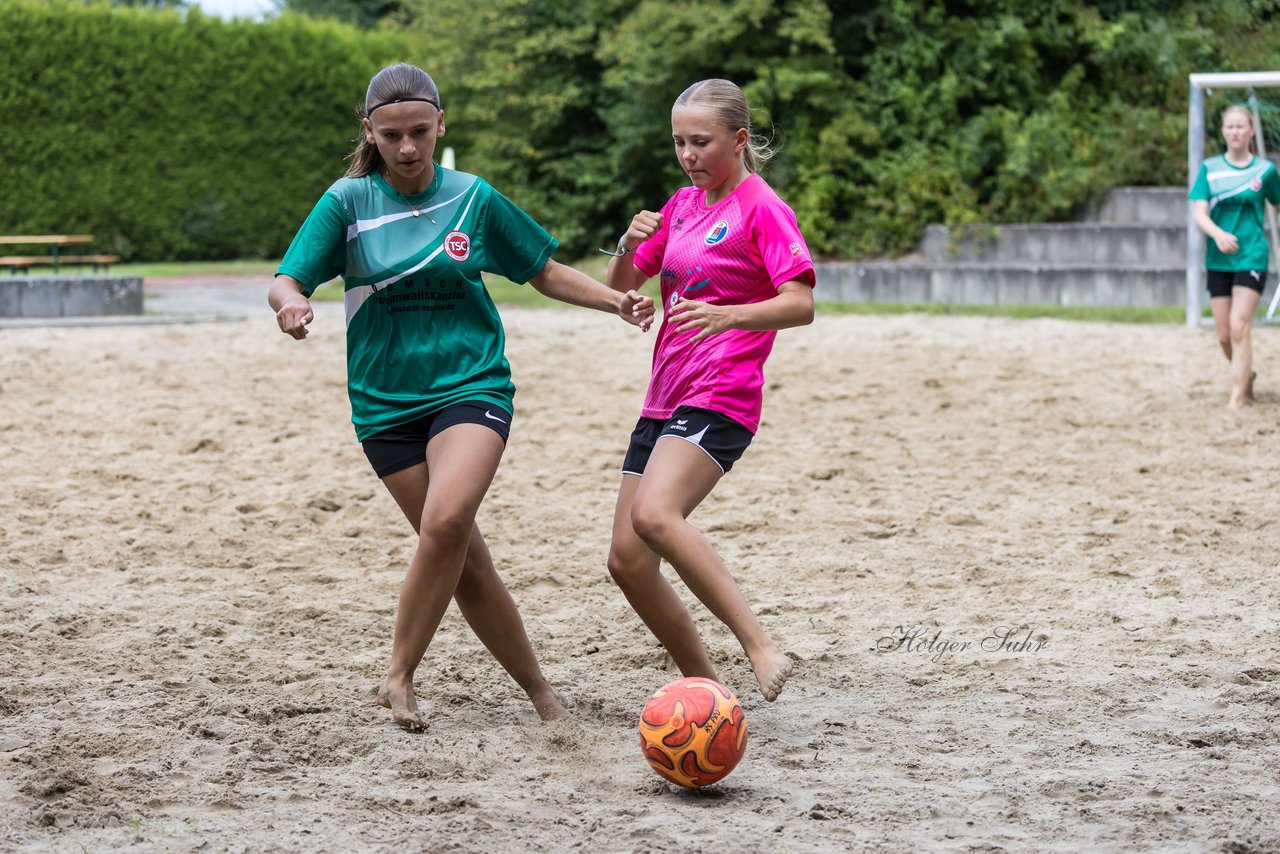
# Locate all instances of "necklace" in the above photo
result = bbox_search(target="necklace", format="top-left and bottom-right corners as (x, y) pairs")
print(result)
(397, 190), (436, 223)
(383, 170), (437, 223)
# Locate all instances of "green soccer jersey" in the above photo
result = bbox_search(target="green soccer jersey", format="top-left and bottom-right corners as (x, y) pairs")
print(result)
(277, 167), (557, 440)
(1189, 154), (1280, 272)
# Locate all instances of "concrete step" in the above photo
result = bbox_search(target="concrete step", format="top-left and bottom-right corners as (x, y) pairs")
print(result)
(814, 261), (1186, 307)
(1085, 186), (1187, 225)
(922, 223), (1186, 265)
(0, 275), (142, 318)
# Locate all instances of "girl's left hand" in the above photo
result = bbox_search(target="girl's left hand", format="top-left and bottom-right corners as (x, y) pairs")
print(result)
(670, 299), (736, 342)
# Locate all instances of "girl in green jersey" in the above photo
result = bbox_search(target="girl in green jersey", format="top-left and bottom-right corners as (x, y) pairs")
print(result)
(269, 64), (653, 731)
(1191, 104), (1280, 409)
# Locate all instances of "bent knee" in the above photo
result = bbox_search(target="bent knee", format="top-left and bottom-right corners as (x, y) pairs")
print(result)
(419, 510), (473, 548)
(1231, 318), (1252, 341)
(629, 503), (679, 550)
(607, 547), (652, 588)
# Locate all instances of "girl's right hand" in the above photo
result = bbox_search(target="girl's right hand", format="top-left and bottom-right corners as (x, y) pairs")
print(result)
(276, 295), (314, 339)
(623, 211), (663, 252)
(1214, 231), (1240, 255)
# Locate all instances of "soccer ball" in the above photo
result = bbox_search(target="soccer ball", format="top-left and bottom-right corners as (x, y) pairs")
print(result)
(638, 677), (748, 788)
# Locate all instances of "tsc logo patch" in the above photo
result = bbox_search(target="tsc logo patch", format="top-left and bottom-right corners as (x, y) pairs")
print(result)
(704, 220), (729, 245)
(444, 230), (471, 262)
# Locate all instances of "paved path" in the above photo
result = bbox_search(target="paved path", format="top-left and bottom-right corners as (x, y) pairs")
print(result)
(1, 276), (343, 329)
(146, 276), (277, 320)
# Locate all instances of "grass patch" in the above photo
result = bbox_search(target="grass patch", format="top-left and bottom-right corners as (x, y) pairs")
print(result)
(816, 301), (1194, 324)
(309, 275), (550, 307)
(116, 259), (279, 277)
(310, 255), (613, 307)
(108, 257), (1211, 324)
(5, 259), (279, 277)
(314, 277), (1198, 323)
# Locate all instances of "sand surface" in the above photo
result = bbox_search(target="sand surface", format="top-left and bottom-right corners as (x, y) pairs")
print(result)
(2, 304), (1279, 852)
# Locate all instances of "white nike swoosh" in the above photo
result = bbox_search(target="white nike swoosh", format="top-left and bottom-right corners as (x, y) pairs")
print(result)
(484, 410), (507, 424)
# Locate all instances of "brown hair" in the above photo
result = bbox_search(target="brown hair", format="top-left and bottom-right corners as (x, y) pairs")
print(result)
(675, 79), (774, 173)
(345, 63), (441, 178)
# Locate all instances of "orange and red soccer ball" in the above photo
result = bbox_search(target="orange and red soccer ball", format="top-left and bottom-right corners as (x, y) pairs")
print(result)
(638, 677), (748, 788)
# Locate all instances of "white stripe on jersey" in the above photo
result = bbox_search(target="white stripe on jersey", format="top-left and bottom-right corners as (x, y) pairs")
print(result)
(1206, 161), (1272, 211)
(345, 184), (476, 242)
(1206, 165), (1267, 181)
(342, 183), (485, 327)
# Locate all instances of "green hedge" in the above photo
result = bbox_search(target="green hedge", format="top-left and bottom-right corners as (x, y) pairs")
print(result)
(1, 0), (1275, 261)
(0, 0), (408, 260)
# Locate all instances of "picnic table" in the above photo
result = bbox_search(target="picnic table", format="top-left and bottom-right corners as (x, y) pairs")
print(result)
(0, 235), (120, 273)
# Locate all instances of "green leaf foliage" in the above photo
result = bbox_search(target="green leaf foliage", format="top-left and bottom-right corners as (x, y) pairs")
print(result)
(282, 0), (405, 30)
(1, 0), (1275, 261)
(404, 0), (1274, 258)
(0, 0), (408, 260)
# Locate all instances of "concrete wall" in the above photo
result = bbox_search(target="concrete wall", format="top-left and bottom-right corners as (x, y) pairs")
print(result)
(0, 276), (143, 318)
(816, 186), (1190, 307)
(920, 224), (1186, 265)
(1085, 187), (1187, 226)
(816, 262), (1185, 307)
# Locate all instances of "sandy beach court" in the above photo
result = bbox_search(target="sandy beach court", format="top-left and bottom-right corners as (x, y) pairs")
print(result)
(2, 306), (1279, 851)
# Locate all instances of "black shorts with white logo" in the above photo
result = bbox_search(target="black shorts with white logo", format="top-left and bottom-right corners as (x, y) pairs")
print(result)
(622, 405), (754, 476)
(361, 401), (511, 478)
(1207, 269), (1267, 298)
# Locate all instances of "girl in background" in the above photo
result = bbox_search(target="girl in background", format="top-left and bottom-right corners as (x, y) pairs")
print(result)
(1191, 103), (1280, 409)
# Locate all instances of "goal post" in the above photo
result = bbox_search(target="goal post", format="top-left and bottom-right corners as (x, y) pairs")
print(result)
(1186, 71), (1280, 327)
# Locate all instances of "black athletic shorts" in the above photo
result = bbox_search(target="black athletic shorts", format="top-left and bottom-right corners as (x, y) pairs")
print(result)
(1207, 269), (1267, 298)
(361, 401), (511, 478)
(622, 405), (753, 476)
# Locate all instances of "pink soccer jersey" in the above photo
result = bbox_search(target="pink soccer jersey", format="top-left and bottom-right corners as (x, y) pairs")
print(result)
(631, 174), (815, 433)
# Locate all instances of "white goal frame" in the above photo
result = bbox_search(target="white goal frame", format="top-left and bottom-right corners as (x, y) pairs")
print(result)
(1186, 71), (1280, 326)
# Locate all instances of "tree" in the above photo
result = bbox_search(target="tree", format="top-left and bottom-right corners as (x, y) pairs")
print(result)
(278, 0), (403, 28)
(396, 0), (1276, 257)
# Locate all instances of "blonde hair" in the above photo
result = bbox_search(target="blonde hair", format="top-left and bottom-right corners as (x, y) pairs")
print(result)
(345, 63), (441, 178)
(675, 79), (774, 173)
(1222, 104), (1254, 127)
(1221, 104), (1258, 154)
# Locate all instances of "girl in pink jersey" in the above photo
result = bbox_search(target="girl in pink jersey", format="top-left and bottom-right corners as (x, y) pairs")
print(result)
(603, 79), (815, 702)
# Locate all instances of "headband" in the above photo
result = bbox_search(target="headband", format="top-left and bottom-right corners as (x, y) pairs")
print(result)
(366, 96), (441, 117)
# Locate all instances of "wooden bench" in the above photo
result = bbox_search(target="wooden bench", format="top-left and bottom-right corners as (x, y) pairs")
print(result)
(0, 235), (122, 274)
(0, 254), (121, 273)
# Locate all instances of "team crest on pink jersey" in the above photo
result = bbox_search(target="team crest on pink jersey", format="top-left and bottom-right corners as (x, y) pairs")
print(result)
(444, 230), (471, 262)
(704, 220), (729, 245)
(789, 242), (803, 257)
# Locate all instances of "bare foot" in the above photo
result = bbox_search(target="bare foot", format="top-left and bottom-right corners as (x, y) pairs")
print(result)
(1226, 395), (1246, 411)
(531, 688), (568, 721)
(749, 648), (794, 702)
(1248, 371), (1257, 400)
(377, 678), (427, 732)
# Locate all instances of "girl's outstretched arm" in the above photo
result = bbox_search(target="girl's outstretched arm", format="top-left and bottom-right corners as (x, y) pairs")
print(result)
(529, 259), (654, 331)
